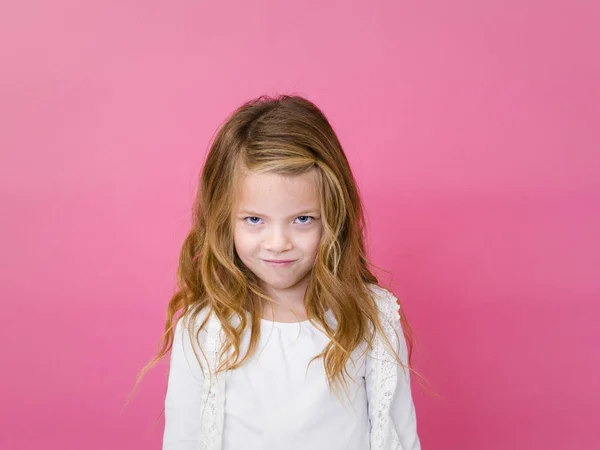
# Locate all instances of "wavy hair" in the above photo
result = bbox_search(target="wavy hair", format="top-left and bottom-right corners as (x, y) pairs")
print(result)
(131, 94), (418, 410)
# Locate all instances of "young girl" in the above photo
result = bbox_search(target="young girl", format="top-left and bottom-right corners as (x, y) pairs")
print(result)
(154, 95), (421, 449)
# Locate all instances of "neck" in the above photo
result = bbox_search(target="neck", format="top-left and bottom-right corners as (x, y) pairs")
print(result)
(260, 277), (310, 322)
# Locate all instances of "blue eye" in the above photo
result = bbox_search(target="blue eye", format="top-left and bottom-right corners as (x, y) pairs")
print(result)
(243, 216), (315, 225)
(244, 216), (263, 225)
(296, 216), (313, 224)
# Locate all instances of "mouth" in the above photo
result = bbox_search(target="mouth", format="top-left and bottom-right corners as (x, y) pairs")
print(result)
(263, 259), (296, 266)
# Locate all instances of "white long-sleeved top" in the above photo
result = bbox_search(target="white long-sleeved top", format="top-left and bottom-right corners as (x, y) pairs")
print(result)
(163, 284), (421, 450)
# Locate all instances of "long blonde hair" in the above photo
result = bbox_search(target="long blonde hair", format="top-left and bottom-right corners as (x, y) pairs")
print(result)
(131, 94), (417, 408)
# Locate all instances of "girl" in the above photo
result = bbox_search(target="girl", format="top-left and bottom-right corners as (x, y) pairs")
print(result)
(151, 95), (421, 449)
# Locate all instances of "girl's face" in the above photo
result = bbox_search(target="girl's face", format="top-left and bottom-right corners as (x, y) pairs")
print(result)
(232, 168), (323, 301)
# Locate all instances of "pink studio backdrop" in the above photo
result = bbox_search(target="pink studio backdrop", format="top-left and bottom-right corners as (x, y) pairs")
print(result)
(1, 1), (598, 449)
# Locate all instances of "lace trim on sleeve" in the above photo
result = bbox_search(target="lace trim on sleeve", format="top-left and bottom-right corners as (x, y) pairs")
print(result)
(369, 287), (403, 450)
(199, 312), (226, 450)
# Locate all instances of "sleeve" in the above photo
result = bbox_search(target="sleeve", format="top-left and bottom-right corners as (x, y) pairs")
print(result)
(365, 289), (421, 450)
(162, 314), (206, 450)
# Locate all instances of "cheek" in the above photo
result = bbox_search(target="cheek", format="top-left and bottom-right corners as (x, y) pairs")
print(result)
(233, 227), (257, 256)
(299, 228), (322, 254)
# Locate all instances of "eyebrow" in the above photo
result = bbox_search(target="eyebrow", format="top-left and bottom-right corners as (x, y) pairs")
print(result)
(238, 210), (320, 219)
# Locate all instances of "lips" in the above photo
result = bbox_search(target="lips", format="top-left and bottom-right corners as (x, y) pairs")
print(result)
(264, 259), (295, 263)
(263, 259), (296, 267)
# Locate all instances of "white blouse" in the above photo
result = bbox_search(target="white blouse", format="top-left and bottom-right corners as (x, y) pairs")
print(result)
(163, 284), (421, 450)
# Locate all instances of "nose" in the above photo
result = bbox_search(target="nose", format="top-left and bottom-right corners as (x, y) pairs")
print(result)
(264, 226), (293, 253)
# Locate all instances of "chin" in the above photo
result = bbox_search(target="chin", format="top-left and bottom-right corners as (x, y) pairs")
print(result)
(256, 271), (303, 288)
(260, 278), (298, 290)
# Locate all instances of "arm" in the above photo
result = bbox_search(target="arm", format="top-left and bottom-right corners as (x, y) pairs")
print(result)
(163, 314), (206, 450)
(366, 288), (421, 450)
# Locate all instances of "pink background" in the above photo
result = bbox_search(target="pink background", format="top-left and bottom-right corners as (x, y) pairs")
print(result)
(1, 1), (598, 449)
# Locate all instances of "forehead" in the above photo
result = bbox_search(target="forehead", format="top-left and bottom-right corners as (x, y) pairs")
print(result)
(234, 169), (321, 213)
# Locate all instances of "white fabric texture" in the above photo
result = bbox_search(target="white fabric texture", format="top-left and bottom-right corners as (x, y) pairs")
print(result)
(162, 284), (421, 450)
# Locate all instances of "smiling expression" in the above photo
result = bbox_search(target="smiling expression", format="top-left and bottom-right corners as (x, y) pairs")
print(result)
(232, 168), (323, 300)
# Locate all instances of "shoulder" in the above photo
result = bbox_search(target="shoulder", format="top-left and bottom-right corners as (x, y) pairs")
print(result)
(170, 306), (213, 369)
(175, 305), (212, 344)
(366, 284), (409, 362)
(181, 304), (211, 326)
(367, 283), (401, 320)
